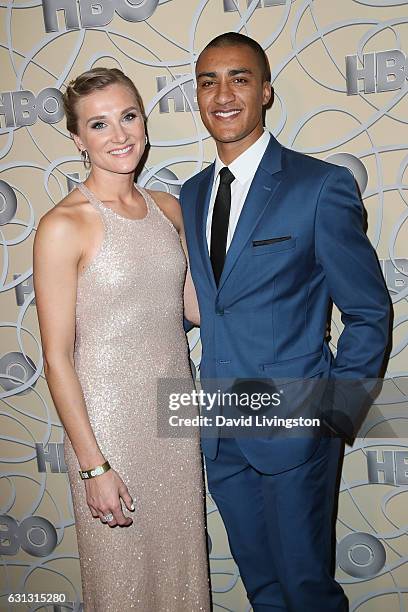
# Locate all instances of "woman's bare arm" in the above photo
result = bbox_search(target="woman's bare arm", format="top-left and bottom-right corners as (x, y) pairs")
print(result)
(33, 207), (133, 526)
(148, 190), (200, 326)
(180, 228), (200, 327)
(34, 210), (106, 466)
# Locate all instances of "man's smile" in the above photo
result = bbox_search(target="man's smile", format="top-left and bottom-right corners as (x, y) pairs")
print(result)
(213, 109), (242, 119)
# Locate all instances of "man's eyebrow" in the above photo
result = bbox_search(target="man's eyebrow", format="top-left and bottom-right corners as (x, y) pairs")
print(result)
(196, 68), (253, 79)
(229, 68), (253, 76)
(196, 71), (216, 79)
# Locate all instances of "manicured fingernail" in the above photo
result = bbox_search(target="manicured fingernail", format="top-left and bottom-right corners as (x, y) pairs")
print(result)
(130, 503), (135, 511)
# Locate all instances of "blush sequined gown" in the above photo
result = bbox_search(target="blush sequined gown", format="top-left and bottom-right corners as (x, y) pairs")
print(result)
(63, 182), (210, 611)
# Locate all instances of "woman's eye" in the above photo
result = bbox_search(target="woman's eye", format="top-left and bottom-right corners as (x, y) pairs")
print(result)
(123, 112), (137, 122)
(91, 122), (105, 129)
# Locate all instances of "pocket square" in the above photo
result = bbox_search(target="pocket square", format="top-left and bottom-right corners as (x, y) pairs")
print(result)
(252, 236), (292, 247)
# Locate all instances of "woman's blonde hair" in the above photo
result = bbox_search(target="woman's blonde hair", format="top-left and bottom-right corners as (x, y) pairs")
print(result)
(62, 67), (146, 134)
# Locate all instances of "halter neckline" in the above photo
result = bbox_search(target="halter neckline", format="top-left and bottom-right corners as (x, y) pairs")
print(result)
(77, 182), (150, 222)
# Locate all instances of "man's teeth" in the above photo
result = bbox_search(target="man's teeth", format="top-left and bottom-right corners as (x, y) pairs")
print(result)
(215, 110), (240, 117)
(110, 145), (132, 155)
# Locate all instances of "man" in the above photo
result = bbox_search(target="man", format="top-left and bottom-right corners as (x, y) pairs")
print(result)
(179, 32), (390, 611)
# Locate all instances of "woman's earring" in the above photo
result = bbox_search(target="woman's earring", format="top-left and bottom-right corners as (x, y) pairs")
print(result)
(81, 149), (91, 170)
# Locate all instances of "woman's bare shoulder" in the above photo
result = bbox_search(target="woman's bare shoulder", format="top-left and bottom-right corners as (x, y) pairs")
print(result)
(146, 189), (182, 231)
(37, 186), (96, 237)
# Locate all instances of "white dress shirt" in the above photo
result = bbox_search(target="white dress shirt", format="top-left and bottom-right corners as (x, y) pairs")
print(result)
(206, 129), (271, 251)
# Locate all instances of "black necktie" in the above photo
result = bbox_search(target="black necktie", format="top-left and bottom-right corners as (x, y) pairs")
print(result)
(210, 167), (235, 286)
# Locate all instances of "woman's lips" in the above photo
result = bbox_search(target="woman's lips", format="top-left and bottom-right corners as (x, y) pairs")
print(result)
(109, 144), (134, 156)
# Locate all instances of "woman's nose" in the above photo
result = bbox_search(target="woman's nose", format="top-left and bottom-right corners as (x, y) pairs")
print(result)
(111, 123), (127, 143)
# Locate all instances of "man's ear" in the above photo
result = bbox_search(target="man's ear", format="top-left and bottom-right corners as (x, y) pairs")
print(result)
(262, 82), (273, 107)
(263, 83), (274, 111)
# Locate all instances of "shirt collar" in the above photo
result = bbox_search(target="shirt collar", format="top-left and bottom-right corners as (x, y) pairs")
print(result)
(214, 129), (271, 185)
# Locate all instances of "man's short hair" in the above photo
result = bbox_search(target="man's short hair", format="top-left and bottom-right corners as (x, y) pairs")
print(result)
(199, 32), (271, 82)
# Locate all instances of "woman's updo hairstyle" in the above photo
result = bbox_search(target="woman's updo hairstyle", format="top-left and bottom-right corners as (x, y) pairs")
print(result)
(63, 67), (146, 135)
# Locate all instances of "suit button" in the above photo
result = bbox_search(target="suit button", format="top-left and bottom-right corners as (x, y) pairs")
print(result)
(216, 309), (224, 315)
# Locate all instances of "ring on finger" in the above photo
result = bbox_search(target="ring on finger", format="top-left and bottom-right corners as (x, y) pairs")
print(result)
(103, 513), (114, 522)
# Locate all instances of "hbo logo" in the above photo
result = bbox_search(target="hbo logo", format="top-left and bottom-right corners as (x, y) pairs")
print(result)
(346, 49), (408, 95)
(42, 0), (159, 32)
(0, 88), (63, 129)
(0, 515), (58, 557)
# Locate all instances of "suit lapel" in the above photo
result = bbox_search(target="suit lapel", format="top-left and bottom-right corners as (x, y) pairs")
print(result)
(195, 164), (216, 289)
(217, 134), (284, 292)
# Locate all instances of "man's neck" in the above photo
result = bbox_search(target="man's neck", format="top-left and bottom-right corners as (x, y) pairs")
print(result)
(216, 126), (265, 165)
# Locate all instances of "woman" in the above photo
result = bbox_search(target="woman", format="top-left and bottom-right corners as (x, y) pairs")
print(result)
(33, 68), (210, 611)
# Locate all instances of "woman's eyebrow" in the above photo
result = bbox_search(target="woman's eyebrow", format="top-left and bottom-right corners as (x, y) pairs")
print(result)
(86, 106), (138, 124)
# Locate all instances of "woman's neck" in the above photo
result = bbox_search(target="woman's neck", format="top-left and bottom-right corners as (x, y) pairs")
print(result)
(84, 167), (136, 202)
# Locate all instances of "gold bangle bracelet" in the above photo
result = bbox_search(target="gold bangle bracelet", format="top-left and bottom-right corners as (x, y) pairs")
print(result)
(78, 460), (111, 480)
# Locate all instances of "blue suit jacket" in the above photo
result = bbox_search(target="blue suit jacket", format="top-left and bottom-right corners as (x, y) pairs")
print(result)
(180, 134), (390, 474)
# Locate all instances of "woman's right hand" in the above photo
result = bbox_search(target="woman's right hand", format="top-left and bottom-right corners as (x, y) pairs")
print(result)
(84, 468), (135, 527)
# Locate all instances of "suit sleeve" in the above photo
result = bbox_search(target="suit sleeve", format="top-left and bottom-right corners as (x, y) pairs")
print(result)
(315, 165), (390, 379)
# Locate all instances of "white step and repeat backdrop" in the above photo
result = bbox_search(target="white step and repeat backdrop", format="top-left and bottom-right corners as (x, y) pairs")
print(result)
(1, 1), (408, 610)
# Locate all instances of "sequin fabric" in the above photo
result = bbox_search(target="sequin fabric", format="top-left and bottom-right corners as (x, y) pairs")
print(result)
(63, 182), (210, 611)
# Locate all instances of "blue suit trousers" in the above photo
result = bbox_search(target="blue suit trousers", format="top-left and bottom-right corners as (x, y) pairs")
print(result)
(206, 436), (348, 612)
